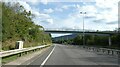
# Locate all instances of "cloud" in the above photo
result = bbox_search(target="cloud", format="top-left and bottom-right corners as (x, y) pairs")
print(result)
(93, 19), (105, 23)
(75, 4), (97, 13)
(40, 0), (49, 5)
(68, 4), (97, 20)
(95, 0), (119, 9)
(54, 4), (76, 12)
(106, 21), (118, 25)
(18, 1), (32, 12)
(62, 4), (76, 10)
(27, 0), (40, 6)
(73, 1), (118, 31)
(58, 1), (119, 31)
(43, 8), (54, 14)
(38, 13), (51, 18)
(33, 13), (54, 25)
(47, 19), (53, 24)
(84, 16), (96, 19)
(95, 0), (118, 22)
(3, 0), (51, 5)
(55, 8), (63, 12)
(3, 1), (32, 12)
(44, 18), (53, 24)
(33, 16), (54, 25)
(12, 0), (54, 25)
(4, 0), (119, 31)
(62, 5), (69, 10)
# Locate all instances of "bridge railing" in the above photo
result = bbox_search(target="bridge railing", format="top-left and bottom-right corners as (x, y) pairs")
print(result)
(44, 28), (119, 34)
(81, 46), (120, 56)
(0, 45), (50, 58)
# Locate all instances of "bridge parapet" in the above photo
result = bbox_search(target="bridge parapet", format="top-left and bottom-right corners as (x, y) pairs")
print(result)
(44, 28), (118, 35)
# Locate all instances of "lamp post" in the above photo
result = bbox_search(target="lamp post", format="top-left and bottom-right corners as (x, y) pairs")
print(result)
(80, 12), (86, 45)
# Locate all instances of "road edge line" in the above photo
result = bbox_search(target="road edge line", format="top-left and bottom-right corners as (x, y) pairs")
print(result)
(40, 44), (56, 66)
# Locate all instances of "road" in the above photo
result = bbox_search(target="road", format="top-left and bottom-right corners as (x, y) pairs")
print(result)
(26, 44), (119, 66)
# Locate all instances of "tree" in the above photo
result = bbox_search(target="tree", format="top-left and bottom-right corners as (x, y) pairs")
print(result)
(2, 2), (52, 50)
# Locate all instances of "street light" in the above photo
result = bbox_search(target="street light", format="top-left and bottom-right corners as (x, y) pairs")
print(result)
(80, 12), (86, 45)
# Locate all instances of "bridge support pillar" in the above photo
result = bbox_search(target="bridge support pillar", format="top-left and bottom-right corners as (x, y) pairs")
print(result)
(108, 35), (111, 46)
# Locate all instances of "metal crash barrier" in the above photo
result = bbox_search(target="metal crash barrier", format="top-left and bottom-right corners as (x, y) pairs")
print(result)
(81, 46), (120, 56)
(0, 45), (50, 58)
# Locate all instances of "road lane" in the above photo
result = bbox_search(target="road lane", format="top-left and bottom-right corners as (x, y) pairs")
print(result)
(44, 44), (118, 65)
(27, 44), (119, 66)
(27, 45), (54, 65)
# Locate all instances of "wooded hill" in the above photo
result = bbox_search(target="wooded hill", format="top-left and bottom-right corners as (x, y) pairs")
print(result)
(54, 34), (120, 49)
(2, 2), (52, 51)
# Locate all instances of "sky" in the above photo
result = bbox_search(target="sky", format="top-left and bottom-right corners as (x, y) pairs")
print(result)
(3, 0), (120, 37)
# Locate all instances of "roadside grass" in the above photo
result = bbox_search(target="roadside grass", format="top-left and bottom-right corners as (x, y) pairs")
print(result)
(2, 54), (18, 64)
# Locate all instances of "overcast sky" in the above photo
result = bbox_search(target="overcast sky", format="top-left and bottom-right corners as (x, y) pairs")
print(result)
(4, 0), (120, 37)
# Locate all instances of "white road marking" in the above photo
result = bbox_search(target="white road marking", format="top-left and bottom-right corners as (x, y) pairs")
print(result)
(40, 44), (56, 67)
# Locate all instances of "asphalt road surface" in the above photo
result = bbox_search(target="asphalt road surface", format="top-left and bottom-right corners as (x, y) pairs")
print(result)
(27, 44), (119, 66)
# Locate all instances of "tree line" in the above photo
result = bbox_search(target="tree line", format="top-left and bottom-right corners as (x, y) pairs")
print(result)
(54, 33), (120, 49)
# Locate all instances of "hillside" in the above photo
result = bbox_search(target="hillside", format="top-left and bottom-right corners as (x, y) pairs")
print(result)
(52, 34), (78, 41)
(2, 2), (52, 51)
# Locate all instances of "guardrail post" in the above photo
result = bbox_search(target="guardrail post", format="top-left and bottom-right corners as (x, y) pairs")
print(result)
(96, 48), (99, 52)
(18, 53), (22, 57)
(92, 47), (94, 51)
(107, 50), (110, 55)
(118, 50), (120, 65)
(116, 51), (119, 55)
(108, 35), (112, 46)
(111, 50), (114, 55)
(25, 51), (28, 54)
(102, 49), (105, 53)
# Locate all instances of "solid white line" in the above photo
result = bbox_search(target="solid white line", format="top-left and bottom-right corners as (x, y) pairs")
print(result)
(40, 44), (56, 66)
